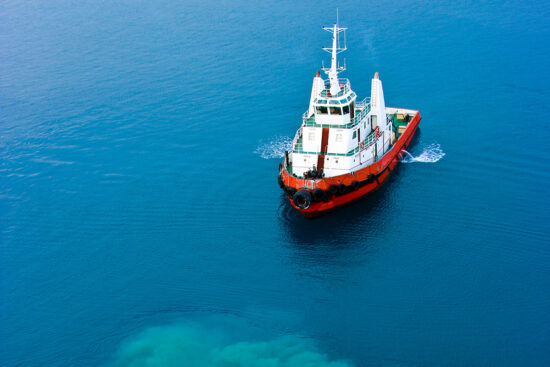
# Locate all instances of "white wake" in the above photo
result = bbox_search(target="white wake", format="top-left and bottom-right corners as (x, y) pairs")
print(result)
(401, 143), (445, 163)
(254, 136), (293, 159)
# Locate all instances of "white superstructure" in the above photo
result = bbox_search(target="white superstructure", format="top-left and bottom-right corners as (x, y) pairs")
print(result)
(289, 21), (395, 179)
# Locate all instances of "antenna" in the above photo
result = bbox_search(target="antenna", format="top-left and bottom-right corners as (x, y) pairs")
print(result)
(321, 10), (347, 95)
(321, 11), (347, 74)
(336, 8), (340, 51)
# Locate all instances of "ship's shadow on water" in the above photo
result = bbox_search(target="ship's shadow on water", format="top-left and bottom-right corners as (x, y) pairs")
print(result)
(278, 181), (391, 247)
(277, 129), (421, 251)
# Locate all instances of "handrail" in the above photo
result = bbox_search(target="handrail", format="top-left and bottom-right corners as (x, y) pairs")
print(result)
(319, 79), (351, 98)
(301, 97), (370, 128)
(292, 100), (378, 157)
(292, 127), (378, 157)
(291, 96), (375, 160)
(292, 127), (302, 149)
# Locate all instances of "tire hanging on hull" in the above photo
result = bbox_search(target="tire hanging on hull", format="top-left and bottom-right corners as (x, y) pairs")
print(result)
(292, 190), (312, 209)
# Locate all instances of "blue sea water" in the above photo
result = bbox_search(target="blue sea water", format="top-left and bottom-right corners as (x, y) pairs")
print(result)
(1, 0), (550, 365)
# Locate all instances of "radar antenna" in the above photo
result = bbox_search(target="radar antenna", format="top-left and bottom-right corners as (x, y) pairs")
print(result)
(321, 9), (347, 95)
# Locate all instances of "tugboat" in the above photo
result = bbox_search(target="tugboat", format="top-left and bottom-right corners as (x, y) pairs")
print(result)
(278, 20), (421, 217)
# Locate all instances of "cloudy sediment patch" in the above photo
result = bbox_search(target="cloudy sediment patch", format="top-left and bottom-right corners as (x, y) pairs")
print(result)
(107, 322), (353, 367)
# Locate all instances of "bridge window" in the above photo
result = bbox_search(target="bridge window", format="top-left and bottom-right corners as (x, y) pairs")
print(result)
(343, 105), (350, 114)
(329, 106), (342, 115)
(316, 106), (328, 114)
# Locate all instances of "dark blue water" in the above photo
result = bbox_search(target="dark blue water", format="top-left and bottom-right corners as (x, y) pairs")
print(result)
(2, 0), (550, 366)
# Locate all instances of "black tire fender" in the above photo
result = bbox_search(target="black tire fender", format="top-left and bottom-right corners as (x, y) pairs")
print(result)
(292, 190), (312, 209)
(337, 184), (347, 195)
(312, 188), (325, 202)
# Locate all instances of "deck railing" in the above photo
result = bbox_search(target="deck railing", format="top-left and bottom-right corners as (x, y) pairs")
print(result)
(301, 97), (371, 129)
(292, 128), (379, 157)
(319, 79), (351, 98)
(292, 101), (379, 157)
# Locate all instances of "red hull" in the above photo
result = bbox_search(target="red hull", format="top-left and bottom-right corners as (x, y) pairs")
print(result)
(279, 111), (421, 217)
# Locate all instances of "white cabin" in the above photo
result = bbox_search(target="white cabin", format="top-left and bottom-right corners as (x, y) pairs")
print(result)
(288, 23), (395, 179)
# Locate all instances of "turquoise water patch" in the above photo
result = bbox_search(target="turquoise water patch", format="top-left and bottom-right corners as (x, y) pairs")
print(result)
(108, 322), (352, 367)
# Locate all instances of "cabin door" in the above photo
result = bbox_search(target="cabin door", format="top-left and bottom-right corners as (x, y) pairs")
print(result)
(317, 128), (330, 173)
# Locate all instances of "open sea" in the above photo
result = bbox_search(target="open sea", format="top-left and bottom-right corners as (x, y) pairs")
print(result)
(1, 0), (550, 366)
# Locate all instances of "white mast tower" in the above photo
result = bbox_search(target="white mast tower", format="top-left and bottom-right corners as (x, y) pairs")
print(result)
(322, 10), (347, 96)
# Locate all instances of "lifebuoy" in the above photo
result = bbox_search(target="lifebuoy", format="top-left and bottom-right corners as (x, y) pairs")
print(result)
(293, 190), (312, 209)
(375, 126), (380, 138)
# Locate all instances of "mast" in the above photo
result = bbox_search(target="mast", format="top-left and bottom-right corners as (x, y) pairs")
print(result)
(322, 11), (347, 95)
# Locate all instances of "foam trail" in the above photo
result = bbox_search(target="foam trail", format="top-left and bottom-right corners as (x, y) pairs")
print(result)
(401, 143), (445, 163)
(254, 136), (293, 159)
(107, 322), (354, 367)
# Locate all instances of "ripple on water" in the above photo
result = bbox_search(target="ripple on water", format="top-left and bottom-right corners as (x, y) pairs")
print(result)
(254, 136), (293, 159)
(401, 143), (445, 163)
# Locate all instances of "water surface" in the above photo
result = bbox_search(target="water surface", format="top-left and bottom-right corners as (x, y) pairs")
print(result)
(1, 0), (550, 366)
